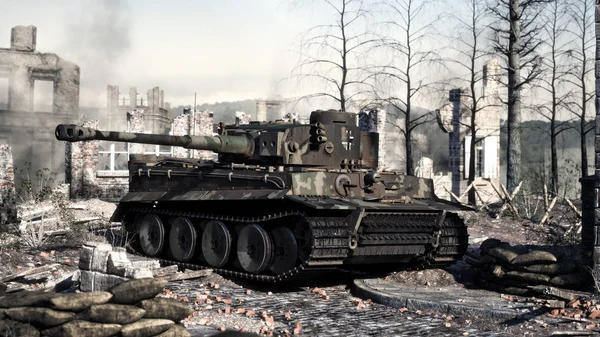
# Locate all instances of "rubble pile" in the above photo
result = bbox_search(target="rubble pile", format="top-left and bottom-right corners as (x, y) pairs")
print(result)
(79, 241), (160, 292)
(467, 239), (588, 296)
(0, 278), (192, 337)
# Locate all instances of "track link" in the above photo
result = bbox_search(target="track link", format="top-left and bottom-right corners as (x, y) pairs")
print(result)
(123, 207), (468, 283)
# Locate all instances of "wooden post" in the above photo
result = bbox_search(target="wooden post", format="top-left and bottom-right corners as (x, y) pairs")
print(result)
(471, 184), (490, 211)
(543, 184), (549, 211)
(498, 182), (522, 220)
(539, 196), (558, 225)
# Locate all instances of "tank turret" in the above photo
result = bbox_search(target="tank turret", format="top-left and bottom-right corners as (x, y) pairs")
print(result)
(55, 109), (378, 168)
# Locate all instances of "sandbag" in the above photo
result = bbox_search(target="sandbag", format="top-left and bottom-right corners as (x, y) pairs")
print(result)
(479, 238), (504, 254)
(524, 261), (576, 275)
(505, 271), (551, 285)
(77, 303), (146, 324)
(511, 250), (557, 266)
(42, 320), (122, 337)
(109, 278), (168, 305)
(0, 319), (40, 337)
(0, 290), (53, 308)
(487, 246), (519, 264)
(6, 307), (75, 328)
(154, 324), (192, 337)
(49, 291), (113, 312)
(137, 298), (193, 322)
(550, 273), (587, 287)
(121, 318), (175, 337)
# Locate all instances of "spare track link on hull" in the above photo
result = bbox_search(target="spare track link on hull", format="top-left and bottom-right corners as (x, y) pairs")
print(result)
(122, 208), (468, 282)
(124, 207), (349, 283)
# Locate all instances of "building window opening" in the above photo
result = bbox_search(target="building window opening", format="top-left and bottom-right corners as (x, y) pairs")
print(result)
(475, 140), (484, 177)
(33, 80), (54, 112)
(341, 127), (354, 150)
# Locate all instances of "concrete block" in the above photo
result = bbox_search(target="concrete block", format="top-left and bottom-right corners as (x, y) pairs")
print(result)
(596, 78), (600, 99)
(595, 170), (600, 187)
(124, 266), (153, 279)
(596, 5), (600, 23)
(80, 270), (95, 292)
(107, 250), (132, 277)
(79, 244), (94, 271)
(129, 258), (161, 270)
(10, 25), (36, 52)
(93, 273), (127, 292)
(91, 243), (112, 273)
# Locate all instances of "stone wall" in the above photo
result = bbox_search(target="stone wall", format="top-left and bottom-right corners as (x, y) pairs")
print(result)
(0, 144), (16, 225)
(593, 1), (600, 278)
(67, 120), (128, 200)
(172, 110), (215, 160)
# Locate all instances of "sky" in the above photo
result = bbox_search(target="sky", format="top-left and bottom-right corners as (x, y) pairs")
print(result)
(0, 0), (333, 107)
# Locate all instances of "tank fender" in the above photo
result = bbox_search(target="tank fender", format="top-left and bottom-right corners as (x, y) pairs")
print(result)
(284, 195), (358, 210)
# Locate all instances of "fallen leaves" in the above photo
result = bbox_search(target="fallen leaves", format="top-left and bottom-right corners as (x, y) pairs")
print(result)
(293, 322), (302, 335)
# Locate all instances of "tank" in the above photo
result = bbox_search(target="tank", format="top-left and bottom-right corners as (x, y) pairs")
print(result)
(55, 109), (472, 282)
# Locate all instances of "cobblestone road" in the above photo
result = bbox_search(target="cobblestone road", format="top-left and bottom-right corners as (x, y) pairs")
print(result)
(166, 278), (511, 337)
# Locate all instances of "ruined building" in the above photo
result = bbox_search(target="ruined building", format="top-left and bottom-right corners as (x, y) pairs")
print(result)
(436, 59), (502, 203)
(106, 85), (171, 134)
(0, 25), (80, 185)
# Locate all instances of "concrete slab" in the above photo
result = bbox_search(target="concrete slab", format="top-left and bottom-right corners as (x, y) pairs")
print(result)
(352, 278), (534, 320)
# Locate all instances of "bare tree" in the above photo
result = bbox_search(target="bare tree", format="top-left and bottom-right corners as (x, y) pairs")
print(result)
(375, 0), (444, 176)
(565, 0), (595, 177)
(446, 0), (498, 204)
(488, 0), (552, 193)
(532, 0), (573, 195)
(287, 0), (378, 112)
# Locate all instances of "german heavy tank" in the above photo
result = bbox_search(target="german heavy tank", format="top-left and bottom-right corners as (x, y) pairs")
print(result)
(55, 109), (471, 282)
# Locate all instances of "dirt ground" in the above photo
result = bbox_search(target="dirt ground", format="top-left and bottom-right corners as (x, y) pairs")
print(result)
(0, 198), (593, 336)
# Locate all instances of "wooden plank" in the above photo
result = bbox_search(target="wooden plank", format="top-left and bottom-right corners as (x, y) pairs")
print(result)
(564, 198), (582, 218)
(500, 183), (521, 220)
(543, 184), (549, 211)
(471, 184), (490, 211)
(540, 196), (558, 225)
(159, 269), (213, 282)
(0, 263), (61, 283)
(458, 183), (474, 201)
(444, 186), (464, 204)
(152, 265), (180, 277)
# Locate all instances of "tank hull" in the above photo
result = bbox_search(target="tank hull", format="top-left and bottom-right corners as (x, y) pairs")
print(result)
(112, 163), (470, 282)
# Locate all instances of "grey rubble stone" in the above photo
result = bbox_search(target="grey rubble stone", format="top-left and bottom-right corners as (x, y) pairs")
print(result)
(129, 259), (161, 270)
(525, 261), (577, 275)
(124, 266), (153, 279)
(42, 320), (122, 337)
(80, 242), (112, 273)
(80, 270), (95, 292)
(487, 246), (520, 264)
(121, 318), (175, 337)
(154, 323), (192, 337)
(137, 298), (193, 321)
(94, 273), (128, 292)
(107, 249), (132, 276)
(479, 238), (503, 254)
(49, 291), (113, 312)
(110, 278), (168, 304)
(511, 250), (558, 266)
(0, 290), (54, 308)
(77, 303), (146, 324)
(6, 307), (75, 328)
(0, 319), (40, 337)
(505, 271), (551, 285)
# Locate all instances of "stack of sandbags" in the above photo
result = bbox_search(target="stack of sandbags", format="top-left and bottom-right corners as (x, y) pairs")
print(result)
(0, 278), (192, 337)
(467, 239), (588, 296)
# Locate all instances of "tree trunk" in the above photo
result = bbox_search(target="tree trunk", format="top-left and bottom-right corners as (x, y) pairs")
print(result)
(550, 119), (558, 195)
(406, 126), (414, 176)
(506, 0), (522, 193)
(581, 117), (588, 177)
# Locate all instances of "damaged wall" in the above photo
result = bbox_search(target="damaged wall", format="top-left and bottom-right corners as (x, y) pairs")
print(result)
(67, 120), (128, 200)
(0, 25), (80, 186)
(172, 110), (215, 160)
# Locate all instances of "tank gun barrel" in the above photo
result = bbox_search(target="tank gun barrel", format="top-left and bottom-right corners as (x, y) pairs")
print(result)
(55, 124), (254, 157)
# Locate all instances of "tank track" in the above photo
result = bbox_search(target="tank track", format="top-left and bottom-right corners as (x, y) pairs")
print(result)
(122, 207), (468, 283)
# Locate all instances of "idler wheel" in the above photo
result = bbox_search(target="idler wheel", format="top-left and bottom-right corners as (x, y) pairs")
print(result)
(168, 217), (197, 262)
(201, 220), (232, 268)
(269, 226), (298, 275)
(237, 224), (273, 274)
(138, 214), (165, 257)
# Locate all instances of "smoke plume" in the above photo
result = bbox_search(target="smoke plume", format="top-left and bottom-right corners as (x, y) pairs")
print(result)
(62, 0), (133, 108)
